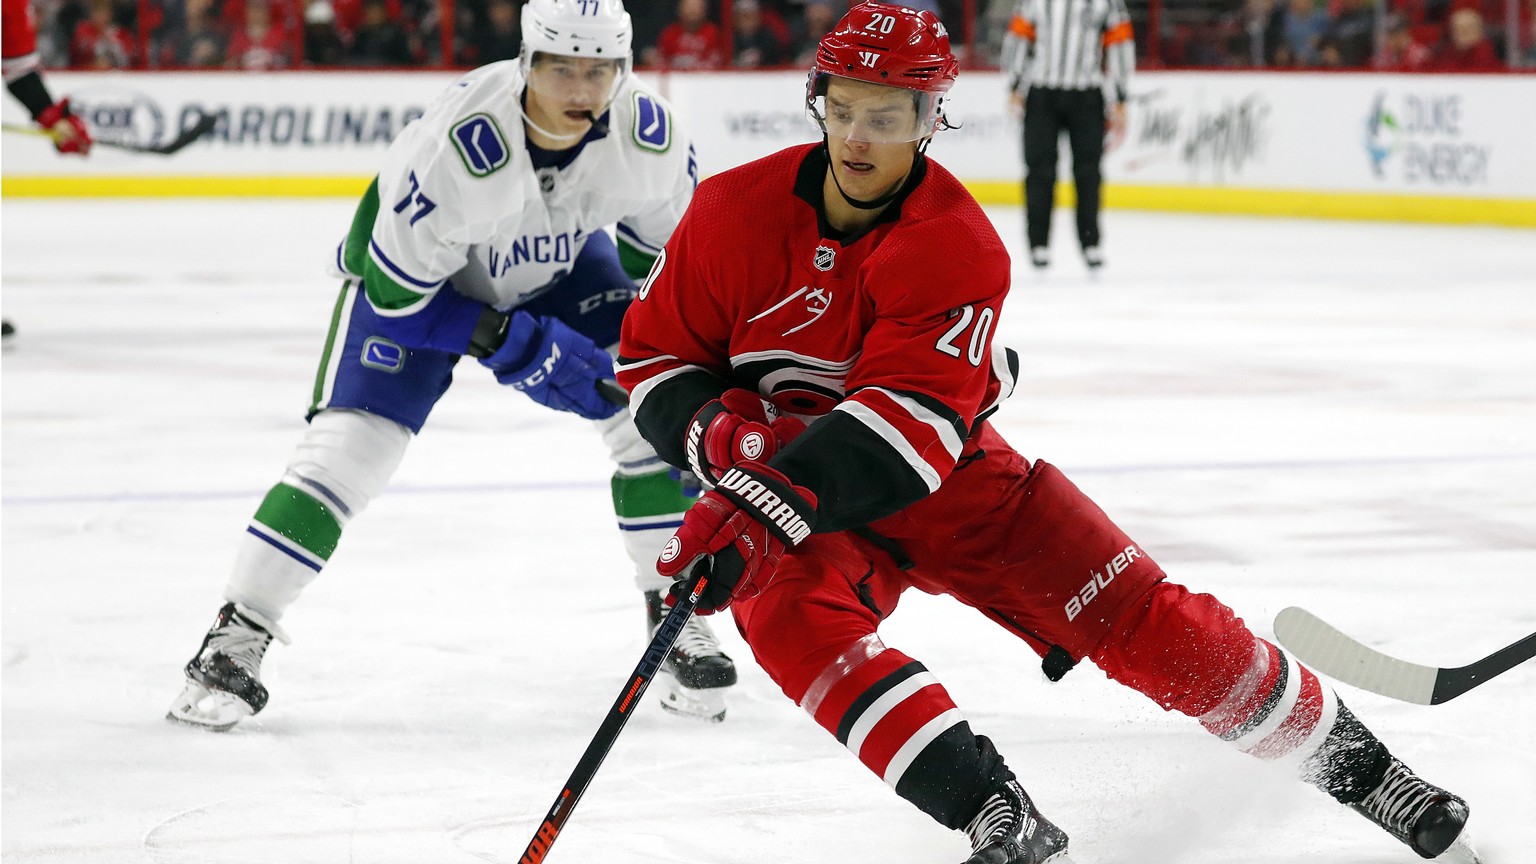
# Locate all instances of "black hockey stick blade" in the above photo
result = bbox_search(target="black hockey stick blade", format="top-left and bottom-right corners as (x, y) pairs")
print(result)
(2, 110), (215, 156)
(517, 563), (710, 863)
(124, 111), (218, 155)
(1275, 606), (1536, 705)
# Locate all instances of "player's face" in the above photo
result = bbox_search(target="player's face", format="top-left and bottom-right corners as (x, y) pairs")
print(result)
(525, 55), (622, 138)
(821, 78), (925, 202)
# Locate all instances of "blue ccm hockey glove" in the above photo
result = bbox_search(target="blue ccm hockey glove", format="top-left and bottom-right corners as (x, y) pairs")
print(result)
(479, 310), (622, 420)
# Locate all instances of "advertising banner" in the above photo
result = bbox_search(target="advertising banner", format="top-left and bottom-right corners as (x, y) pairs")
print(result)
(5, 69), (1533, 222)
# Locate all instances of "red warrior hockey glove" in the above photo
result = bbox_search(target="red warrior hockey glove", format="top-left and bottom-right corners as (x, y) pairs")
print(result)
(657, 462), (817, 614)
(36, 99), (92, 155)
(685, 389), (807, 486)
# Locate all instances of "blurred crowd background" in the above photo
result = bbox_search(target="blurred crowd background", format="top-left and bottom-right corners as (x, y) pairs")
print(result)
(31, 0), (1535, 72)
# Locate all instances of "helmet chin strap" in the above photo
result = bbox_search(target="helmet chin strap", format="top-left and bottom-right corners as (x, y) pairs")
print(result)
(517, 88), (613, 143)
(821, 135), (928, 211)
(517, 92), (585, 142)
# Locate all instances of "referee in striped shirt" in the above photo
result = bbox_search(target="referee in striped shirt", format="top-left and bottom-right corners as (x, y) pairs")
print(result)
(1002, 0), (1134, 269)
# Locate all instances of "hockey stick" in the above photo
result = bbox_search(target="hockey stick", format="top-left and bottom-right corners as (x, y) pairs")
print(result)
(518, 566), (711, 864)
(1274, 606), (1536, 705)
(595, 378), (629, 407)
(2, 110), (216, 156)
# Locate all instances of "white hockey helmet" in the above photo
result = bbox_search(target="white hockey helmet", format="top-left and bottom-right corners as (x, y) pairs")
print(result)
(520, 0), (633, 82)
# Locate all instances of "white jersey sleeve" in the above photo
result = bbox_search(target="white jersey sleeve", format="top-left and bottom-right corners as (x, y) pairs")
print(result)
(606, 82), (698, 279)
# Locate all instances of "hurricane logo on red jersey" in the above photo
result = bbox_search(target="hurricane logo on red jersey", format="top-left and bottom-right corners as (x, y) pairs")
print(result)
(749, 285), (834, 336)
(734, 351), (855, 418)
(813, 245), (835, 271)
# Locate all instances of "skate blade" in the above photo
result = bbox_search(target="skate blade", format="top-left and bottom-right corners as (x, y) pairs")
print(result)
(1435, 830), (1484, 864)
(166, 680), (253, 732)
(654, 672), (728, 723)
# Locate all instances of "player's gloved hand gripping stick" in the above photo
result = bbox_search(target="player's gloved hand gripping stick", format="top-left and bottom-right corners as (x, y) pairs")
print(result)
(473, 309), (623, 421)
(659, 462), (818, 614)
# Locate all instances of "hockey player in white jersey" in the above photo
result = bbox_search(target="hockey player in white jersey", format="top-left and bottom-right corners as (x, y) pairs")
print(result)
(168, 0), (736, 730)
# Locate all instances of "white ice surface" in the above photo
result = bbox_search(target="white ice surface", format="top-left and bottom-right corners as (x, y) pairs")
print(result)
(3, 200), (1534, 864)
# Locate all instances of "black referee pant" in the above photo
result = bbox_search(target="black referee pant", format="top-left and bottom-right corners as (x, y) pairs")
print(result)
(1022, 87), (1105, 252)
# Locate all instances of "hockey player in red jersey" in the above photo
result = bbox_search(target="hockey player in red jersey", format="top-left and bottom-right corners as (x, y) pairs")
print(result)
(2, 0), (92, 156)
(618, 4), (1474, 862)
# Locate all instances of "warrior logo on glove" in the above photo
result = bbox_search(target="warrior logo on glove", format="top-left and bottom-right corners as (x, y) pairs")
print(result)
(716, 468), (813, 545)
(658, 462), (818, 614)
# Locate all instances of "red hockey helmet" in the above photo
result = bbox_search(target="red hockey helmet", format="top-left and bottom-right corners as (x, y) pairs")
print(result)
(806, 2), (959, 142)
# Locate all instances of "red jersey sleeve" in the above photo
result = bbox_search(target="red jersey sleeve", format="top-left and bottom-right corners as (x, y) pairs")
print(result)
(617, 180), (735, 470)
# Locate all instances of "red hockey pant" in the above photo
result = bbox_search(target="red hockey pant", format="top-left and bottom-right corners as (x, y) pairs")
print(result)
(730, 455), (1336, 805)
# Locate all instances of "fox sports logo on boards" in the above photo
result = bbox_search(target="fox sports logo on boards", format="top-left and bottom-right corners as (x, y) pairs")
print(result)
(68, 87), (169, 149)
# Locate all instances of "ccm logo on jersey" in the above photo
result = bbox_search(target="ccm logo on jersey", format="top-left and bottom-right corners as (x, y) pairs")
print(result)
(1064, 545), (1143, 622)
(717, 468), (813, 545)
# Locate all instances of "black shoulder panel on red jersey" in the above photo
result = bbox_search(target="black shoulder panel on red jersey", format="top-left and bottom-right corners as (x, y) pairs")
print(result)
(771, 411), (933, 533)
(630, 367), (731, 472)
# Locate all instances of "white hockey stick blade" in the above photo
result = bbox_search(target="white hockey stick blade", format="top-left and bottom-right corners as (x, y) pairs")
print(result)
(1274, 607), (1438, 705)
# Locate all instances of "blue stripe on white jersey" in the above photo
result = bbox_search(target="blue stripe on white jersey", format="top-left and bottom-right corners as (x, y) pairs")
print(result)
(368, 238), (444, 291)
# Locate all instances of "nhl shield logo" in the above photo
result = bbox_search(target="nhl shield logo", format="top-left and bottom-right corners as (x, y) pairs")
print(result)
(813, 245), (836, 272)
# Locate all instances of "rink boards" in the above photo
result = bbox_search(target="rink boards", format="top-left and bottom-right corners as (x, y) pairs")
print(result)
(2, 69), (1534, 226)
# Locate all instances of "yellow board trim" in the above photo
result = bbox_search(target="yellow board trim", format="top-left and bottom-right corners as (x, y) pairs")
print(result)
(2, 175), (374, 198)
(5, 175), (1534, 228)
(966, 180), (1536, 228)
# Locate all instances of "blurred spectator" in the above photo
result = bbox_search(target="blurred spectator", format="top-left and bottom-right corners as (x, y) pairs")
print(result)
(304, 0), (346, 65)
(732, 0), (785, 67)
(1233, 0), (1283, 66)
(1274, 0), (1330, 65)
(631, 1), (675, 66)
(330, 0), (402, 40)
(349, 0), (412, 65)
(980, 0), (1015, 64)
(466, 0), (521, 65)
(792, 0), (842, 66)
(37, 0), (82, 67)
(171, 0), (227, 67)
(399, 0), (438, 64)
(227, 0), (290, 69)
(1376, 12), (1431, 69)
(1525, 5), (1536, 65)
(650, 0), (724, 69)
(1429, 6), (1500, 69)
(70, 0), (134, 68)
(1319, 0), (1375, 66)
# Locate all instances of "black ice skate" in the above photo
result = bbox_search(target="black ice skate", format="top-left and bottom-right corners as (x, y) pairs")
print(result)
(1351, 756), (1472, 860)
(646, 590), (737, 722)
(166, 602), (289, 732)
(963, 780), (1074, 864)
